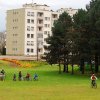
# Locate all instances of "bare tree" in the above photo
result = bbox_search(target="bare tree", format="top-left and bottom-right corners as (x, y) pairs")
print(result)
(0, 32), (6, 55)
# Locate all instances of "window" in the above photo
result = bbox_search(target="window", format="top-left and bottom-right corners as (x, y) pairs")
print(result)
(48, 31), (50, 34)
(45, 24), (47, 27)
(27, 48), (30, 52)
(44, 31), (47, 34)
(31, 12), (34, 16)
(31, 27), (34, 31)
(38, 27), (42, 31)
(27, 26), (30, 31)
(45, 17), (47, 20)
(13, 34), (18, 36)
(48, 33), (50, 37)
(31, 49), (34, 52)
(37, 12), (43, 17)
(31, 34), (34, 38)
(38, 20), (43, 24)
(52, 14), (58, 18)
(27, 41), (30, 46)
(31, 43), (34, 46)
(48, 24), (50, 27)
(44, 24), (50, 28)
(27, 19), (30, 23)
(27, 12), (30, 16)
(31, 19), (34, 24)
(45, 17), (50, 21)
(27, 34), (30, 38)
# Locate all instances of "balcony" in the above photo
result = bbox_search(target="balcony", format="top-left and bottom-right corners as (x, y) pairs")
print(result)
(37, 19), (43, 26)
(37, 12), (44, 19)
(37, 26), (43, 33)
(52, 14), (58, 20)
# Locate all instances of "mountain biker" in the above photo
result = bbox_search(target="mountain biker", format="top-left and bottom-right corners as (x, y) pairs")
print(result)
(91, 74), (97, 85)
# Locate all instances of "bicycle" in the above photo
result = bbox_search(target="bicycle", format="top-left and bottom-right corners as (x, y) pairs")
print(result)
(91, 80), (97, 88)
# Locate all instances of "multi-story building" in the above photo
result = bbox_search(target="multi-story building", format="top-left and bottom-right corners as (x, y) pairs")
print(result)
(57, 8), (78, 17)
(6, 3), (59, 56)
(6, 3), (78, 56)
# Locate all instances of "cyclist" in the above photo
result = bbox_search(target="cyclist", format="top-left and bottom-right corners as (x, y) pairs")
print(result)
(34, 73), (38, 81)
(91, 74), (97, 86)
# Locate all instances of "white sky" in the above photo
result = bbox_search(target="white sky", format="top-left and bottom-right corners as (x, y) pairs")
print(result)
(0, 0), (91, 32)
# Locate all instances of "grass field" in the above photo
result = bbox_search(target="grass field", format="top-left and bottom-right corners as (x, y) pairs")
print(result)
(0, 60), (100, 100)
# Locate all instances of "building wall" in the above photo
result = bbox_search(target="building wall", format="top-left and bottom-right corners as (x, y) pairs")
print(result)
(6, 8), (25, 55)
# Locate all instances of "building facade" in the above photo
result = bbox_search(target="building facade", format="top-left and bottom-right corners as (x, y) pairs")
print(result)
(6, 3), (77, 56)
(57, 8), (78, 17)
(6, 3), (59, 56)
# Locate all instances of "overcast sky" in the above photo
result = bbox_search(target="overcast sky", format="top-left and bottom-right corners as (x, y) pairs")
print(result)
(0, 0), (91, 32)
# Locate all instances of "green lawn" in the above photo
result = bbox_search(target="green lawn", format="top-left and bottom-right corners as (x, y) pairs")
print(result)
(0, 60), (100, 100)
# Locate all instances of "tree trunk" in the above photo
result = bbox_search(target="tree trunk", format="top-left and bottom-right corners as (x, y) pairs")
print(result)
(95, 54), (99, 73)
(58, 60), (61, 74)
(63, 64), (66, 72)
(90, 62), (94, 73)
(80, 58), (85, 74)
(66, 64), (68, 73)
(72, 64), (74, 74)
(63, 53), (67, 72)
(71, 53), (74, 74)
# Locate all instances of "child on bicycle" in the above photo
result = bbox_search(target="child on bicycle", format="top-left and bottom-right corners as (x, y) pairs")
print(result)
(34, 73), (38, 81)
(91, 73), (97, 85)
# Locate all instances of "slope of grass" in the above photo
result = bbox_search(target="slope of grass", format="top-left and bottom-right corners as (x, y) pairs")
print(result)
(0, 60), (100, 100)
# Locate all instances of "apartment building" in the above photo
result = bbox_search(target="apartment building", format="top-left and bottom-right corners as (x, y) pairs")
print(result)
(6, 3), (78, 56)
(6, 3), (59, 56)
(57, 8), (78, 17)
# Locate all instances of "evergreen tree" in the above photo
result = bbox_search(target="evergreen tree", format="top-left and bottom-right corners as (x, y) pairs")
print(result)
(45, 12), (72, 73)
(87, 0), (100, 73)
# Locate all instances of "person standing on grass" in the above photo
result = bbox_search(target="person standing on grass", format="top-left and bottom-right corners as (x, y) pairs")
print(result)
(13, 73), (16, 81)
(18, 71), (22, 81)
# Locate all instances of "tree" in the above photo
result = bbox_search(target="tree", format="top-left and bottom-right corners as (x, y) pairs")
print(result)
(73, 9), (90, 74)
(44, 32), (62, 74)
(87, 0), (100, 73)
(0, 32), (6, 55)
(45, 12), (72, 73)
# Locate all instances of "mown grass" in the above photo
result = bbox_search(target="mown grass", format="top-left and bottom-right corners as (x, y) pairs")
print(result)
(0, 60), (100, 100)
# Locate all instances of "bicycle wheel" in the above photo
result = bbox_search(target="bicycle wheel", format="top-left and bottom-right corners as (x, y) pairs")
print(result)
(94, 83), (97, 88)
(91, 82), (93, 88)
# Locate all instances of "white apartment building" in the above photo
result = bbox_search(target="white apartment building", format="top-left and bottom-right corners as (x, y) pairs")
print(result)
(6, 3), (59, 56)
(57, 8), (78, 17)
(6, 3), (78, 56)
